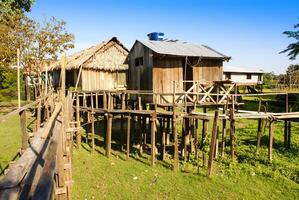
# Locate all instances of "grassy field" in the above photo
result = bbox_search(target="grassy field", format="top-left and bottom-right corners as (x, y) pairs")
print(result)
(0, 96), (298, 199)
(72, 116), (299, 200)
(0, 115), (22, 177)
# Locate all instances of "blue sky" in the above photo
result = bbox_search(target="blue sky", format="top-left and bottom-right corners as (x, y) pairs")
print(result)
(28, 0), (299, 74)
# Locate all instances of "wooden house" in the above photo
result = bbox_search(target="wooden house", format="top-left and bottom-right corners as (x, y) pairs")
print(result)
(49, 37), (129, 91)
(127, 39), (230, 96)
(223, 66), (264, 85)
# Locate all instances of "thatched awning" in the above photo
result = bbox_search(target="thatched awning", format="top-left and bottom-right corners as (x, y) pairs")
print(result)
(48, 37), (129, 72)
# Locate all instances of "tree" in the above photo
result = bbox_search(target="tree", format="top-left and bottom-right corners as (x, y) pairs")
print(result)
(280, 20), (299, 60)
(286, 64), (299, 85)
(0, 0), (35, 16)
(0, 1), (74, 101)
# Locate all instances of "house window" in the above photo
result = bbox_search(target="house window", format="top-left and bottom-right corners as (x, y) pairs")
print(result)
(258, 75), (262, 81)
(135, 57), (143, 67)
(225, 73), (231, 80)
(246, 74), (252, 80)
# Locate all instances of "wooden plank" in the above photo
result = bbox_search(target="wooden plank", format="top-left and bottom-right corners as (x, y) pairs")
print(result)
(20, 110), (28, 152)
(256, 119), (262, 153)
(268, 121), (274, 162)
(173, 117), (179, 171)
(126, 115), (131, 160)
(150, 115), (156, 166)
(105, 114), (113, 157)
(76, 93), (81, 148)
(207, 110), (219, 177)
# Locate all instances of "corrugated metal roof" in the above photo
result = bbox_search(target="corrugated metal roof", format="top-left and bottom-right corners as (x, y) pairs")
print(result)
(223, 66), (264, 74)
(138, 40), (229, 59)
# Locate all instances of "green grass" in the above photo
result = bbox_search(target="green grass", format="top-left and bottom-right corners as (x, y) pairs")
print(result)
(0, 115), (22, 176)
(72, 117), (299, 200)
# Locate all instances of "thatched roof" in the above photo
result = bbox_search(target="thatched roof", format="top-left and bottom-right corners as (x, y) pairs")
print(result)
(48, 37), (129, 72)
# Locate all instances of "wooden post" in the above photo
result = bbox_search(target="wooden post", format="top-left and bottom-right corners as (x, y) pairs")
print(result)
(103, 92), (107, 110)
(207, 110), (219, 177)
(229, 94), (235, 161)
(17, 49), (21, 108)
(214, 125), (219, 158)
(91, 93), (95, 152)
(173, 116), (179, 171)
(150, 114), (156, 166)
(126, 115), (131, 160)
(138, 116), (143, 154)
(202, 107), (208, 167)
(76, 93), (81, 148)
(256, 119), (262, 153)
(268, 120), (274, 162)
(19, 110), (27, 152)
(284, 93), (289, 147)
(160, 118), (166, 161)
(221, 107), (227, 157)
(106, 113), (113, 157)
(195, 119), (199, 159)
(36, 100), (42, 129)
(95, 93), (98, 110)
(287, 121), (291, 148)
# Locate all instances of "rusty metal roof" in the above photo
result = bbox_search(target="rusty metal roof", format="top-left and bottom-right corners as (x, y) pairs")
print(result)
(138, 40), (230, 59)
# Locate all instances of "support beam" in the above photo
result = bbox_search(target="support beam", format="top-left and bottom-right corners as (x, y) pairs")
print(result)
(76, 93), (81, 148)
(150, 115), (156, 166)
(256, 119), (262, 153)
(173, 116), (179, 171)
(207, 110), (219, 177)
(91, 94), (95, 152)
(19, 110), (27, 153)
(105, 114), (112, 157)
(268, 120), (274, 162)
(126, 115), (131, 160)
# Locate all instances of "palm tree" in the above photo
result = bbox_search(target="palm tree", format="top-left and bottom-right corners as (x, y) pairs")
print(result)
(280, 20), (299, 60)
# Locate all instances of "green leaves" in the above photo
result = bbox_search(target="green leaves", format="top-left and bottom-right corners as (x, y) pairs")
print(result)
(280, 21), (299, 60)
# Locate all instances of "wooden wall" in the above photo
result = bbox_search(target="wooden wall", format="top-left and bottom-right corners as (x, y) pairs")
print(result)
(127, 41), (153, 91)
(192, 59), (223, 83)
(81, 69), (125, 91)
(152, 57), (183, 93)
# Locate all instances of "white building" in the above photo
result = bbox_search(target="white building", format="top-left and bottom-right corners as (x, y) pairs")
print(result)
(223, 66), (264, 85)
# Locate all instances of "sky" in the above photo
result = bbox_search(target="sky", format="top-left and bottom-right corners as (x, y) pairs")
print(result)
(28, 0), (299, 74)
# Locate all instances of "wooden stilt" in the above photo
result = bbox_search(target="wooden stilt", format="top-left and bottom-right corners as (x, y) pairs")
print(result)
(150, 114), (156, 166)
(76, 93), (81, 149)
(91, 94), (95, 152)
(268, 120), (274, 162)
(126, 115), (131, 160)
(195, 119), (199, 159)
(287, 121), (291, 148)
(105, 114), (112, 157)
(221, 106), (227, 157)
(20, 110), (28, 153)
(173, 116), (179, 171)
(229, 107), (235, 160)
(202, 107), (208, 167)
(36, 100), (41, 129)
(160, 118), (166, 160)
(256, 119), (262, 153)
(214, 125), (219, 158)
(207, 110), (219, 177)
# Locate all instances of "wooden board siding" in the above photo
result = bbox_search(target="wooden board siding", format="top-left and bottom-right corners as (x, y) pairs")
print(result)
(81, 69), (123, 91)
(153, 57), (184, 93)
(128, 41), (153, 91)
(193, 59), (223, 83)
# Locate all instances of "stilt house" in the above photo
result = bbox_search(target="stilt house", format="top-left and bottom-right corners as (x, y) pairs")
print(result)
(49, 37), (129, 91)
(127, 36), (230, 95)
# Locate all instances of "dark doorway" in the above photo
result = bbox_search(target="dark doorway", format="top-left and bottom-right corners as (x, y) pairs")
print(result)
(183, 58), (193, 91)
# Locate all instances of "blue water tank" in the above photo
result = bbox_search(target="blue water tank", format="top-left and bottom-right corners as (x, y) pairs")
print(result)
(147, 32), (164, 41)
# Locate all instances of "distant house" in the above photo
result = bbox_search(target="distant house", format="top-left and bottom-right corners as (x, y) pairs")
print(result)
(223, 66), (264, 85)
(49, 37), (129, 91)
(127, 37), (230, 97)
